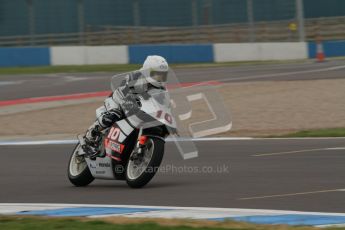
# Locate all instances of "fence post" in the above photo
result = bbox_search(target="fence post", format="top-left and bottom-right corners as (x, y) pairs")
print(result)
(296, 0), (306, 41)
(202, 0), (213, 25)
(247, 0), (255, 42)
(191, 0), (199, 42)
(132, 0), (140, 43)
(77, 0), (85, 45)
(192, 0), (198, 26)
(27, 0), (35, 46)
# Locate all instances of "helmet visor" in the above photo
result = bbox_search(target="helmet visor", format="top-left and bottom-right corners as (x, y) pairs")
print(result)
(150, 71), (168, 83)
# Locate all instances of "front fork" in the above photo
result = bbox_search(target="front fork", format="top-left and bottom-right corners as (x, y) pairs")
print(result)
(130, 127), (148, 160)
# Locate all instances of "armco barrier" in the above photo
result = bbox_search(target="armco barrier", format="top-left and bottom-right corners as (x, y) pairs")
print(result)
(0, 47), (50, 67)
(50, 46), (128, 65)
(213, 42), (308, 62)
(2, 42), (345, 67)
(308, 40), (345, 58)
(128, 44), (214, 64)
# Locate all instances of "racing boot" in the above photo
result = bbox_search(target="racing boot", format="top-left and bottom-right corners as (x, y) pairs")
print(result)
(82, 124), (102, 159)
(82, 110), (122, 159)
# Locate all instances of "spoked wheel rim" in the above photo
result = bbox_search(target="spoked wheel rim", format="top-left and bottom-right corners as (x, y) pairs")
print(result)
(69, 144), (87, 177)
(127, 139), (154, 180)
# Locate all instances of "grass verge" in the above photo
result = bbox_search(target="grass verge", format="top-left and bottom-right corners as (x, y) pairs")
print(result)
(0, 59), (308, 75)
(0, 216), (322, 230)
(0, 64), (141, 75)
(272, 128), (345, 138)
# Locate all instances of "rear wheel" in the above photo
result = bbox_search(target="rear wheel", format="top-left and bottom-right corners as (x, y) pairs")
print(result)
(67, 144), (94, 186)
(126, 137), (164, 188)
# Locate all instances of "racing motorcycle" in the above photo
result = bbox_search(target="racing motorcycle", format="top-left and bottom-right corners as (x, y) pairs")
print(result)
(67, 72), (177, 188)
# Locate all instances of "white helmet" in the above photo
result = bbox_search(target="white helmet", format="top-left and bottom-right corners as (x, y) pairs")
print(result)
(142, 55), (169, 88)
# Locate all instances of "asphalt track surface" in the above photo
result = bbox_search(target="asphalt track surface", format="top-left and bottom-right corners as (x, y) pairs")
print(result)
(0, 138), (344, 212)
(1, 60), (345, 100)
(1, 61), (345, 213)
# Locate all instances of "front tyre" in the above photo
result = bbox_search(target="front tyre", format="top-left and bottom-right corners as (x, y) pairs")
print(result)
(126, 137), (164, 188)
(67, 144), (94, 187)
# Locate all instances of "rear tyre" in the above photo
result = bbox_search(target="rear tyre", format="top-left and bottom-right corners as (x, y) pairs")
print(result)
(126, 137), (164, 188)
(67, 144), (94, 187)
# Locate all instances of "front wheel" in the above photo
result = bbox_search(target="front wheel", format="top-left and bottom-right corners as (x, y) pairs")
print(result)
(67, 144), (94, 186)
(126, 137), (164, 188)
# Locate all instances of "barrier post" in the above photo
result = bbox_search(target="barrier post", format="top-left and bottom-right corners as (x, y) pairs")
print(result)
(316, 36), (325, 62)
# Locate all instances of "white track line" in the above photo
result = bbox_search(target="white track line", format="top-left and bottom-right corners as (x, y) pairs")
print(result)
(258, 137), (345, 140)
(1, 203), (345, 216)
(239, 188), (345, 200)
(2, 203), (345, 227)
(0, 81), (24, 87)
(0, 140), (79, 146)
(318, 224), (345, 228)
(252, 147), (345, 157)
(220, 65), (345, 82)
(326, 147), (345, 150)
(0, 137), (253, 146)
(1, 137), (345, 146)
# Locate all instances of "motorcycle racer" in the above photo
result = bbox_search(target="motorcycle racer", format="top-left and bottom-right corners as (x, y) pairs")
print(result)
(82, 55), (169, 158)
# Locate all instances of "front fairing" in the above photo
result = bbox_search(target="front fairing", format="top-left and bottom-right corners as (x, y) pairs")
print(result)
(139, 89), (177, 129)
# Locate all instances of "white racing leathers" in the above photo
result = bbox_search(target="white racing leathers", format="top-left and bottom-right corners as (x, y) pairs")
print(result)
(85, 71), (163, 141)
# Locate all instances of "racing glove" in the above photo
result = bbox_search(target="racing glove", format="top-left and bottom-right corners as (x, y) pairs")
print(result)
(101, 110), (122, 127)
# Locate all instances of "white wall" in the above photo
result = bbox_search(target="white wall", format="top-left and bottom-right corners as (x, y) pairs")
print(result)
(50, 46), (128, 66)
(51, 47), (85, 65)
(214, 42), (308, 62)
(50, 43), (308, 66)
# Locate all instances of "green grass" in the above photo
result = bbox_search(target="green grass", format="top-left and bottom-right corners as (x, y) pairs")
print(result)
(0, 216), (325, 230)
(0, 217), (244, 230)
(274, 128), (345, 138)
(0, 217), (163, 230)
(0, 59), (308, 75)
(0, 218), (202, 230)
(0, 64), (141, 75)
(0, 217), (206, 230)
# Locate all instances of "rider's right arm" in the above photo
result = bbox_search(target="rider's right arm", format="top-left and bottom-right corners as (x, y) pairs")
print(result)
(105, 71), (142, 112)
